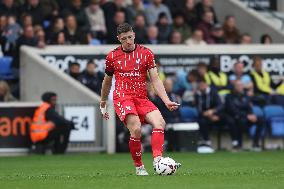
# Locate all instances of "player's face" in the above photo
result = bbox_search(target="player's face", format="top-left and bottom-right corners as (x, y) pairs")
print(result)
(118, 31), (135, 51)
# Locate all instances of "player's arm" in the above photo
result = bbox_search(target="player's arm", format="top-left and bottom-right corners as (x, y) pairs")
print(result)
(100, 74), (113, 119)
(148, 68), (179, 111)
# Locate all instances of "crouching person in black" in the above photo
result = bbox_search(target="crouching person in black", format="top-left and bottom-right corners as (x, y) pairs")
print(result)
(225, 80), (264, 151)
(30, 92), (75, 154)
(194, 76), (223, 151)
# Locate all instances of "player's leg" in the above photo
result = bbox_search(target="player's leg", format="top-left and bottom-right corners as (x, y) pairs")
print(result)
(126, 114), (148, 176)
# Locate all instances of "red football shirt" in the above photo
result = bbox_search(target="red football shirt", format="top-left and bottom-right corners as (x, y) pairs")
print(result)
(105, 44), (156, 100)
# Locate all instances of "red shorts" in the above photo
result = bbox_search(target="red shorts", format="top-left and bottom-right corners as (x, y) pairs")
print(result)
(113, 96), (158, 125)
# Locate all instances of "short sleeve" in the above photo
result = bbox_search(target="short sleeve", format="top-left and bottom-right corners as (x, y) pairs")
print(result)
(105, 53), (114, 76)
(146, 49), (156, 70)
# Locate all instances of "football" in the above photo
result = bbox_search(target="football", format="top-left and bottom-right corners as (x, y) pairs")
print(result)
(155, 157), (176, 175)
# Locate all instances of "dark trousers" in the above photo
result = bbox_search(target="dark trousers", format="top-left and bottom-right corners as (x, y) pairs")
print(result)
(198, 116), (222, 141)
(226, 115), (264, 147)
(35, 125), (71, 154)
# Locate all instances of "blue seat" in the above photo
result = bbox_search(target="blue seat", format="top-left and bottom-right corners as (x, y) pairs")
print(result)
(249, 106), (265, 137)
(263, 105), (284, 138)
(0, 56), (14, 80)
(179, 106), (198, 122)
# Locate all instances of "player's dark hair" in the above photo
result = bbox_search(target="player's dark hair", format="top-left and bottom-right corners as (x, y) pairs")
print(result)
(117, 23), (133, 35)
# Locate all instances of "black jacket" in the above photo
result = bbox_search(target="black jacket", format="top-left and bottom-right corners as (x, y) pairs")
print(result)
(194, 87), (223, 116)
(46, 107), (74, 129)
(225, 92), (253, 119)
(78, 70), (104, 95)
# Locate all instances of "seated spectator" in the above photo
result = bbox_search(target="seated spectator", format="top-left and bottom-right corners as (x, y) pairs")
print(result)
(260, 34), (272, 44)
(169, 31), (182, 44)
(194, 76), (223, 150)
(156, 12), (172, 44)
(145, 0), (172, 25)
(46, 17), (64, 43)
(79, 60), (104, 95)
(1, 15), (22, 56)
(35, 27), (45, 48)
(207, 56), (230, 97)
(102, 0), (127, 34)
(133, 14), (147, 44)
(185, 29), (207, 46)
(0, 0), (20, 19)
(0, 80), (17, 102)
(66, 62), (81, 80)
(197, 62), (210, 82)
(172, 13), (191, 42)
(225, 80), (264, 151)
(229, 61), (253, 96)
(197, 10), (214, 44)
(50, 31), (66, 45)
(195, 0), (218, 24)
(250, 56), (284, 105)
(30, 92), (75, 154)
(62, 0), (90, 32)
(163, 0), (184, 16)
(239, 33), (252, 44)
(146, 25), (160, 44)
(222, 15), (240, 44)
(153, 78), (181, 123)
(21, 0), (44, 26)
(182, 0), (198, 29)
(107, 10), (126, 44)
(126, 0), (145, 25)
(20, 13), (33, 27)
(63, 14), (87, 44)
(0, 15), (7, 34)
(40, 0), (59, 21)
(211, 23), (225, 44)
(85, 0), (106, 41)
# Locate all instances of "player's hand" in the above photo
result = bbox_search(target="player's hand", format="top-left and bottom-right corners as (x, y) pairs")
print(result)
(100, 101), (109, 120)
(165, 101), (180, 111)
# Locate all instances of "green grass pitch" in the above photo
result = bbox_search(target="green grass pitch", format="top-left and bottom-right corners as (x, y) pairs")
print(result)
(0, 151), (284, 189)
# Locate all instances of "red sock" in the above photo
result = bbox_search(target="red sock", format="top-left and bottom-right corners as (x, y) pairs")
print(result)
(129, 137), (143, 167)
(151, 128), (164, 158)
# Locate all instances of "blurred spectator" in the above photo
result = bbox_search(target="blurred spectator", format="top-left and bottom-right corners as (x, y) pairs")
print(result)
(207, 56), (230, 96)
(21, 0), (44, 26)
(102, 0), (127, 34)
(146, 25), (159, 44)
(156, 60), (166, 82)
(0, 80), (17, 102)
(163, 0), (184, 16)
(126, 0), (145, 25)
(172, 13), (191, 42)
(133, 14), (147, 44)
(63, 14), (87, 44)
(107, 10), (125, 44)
(66, 62), (81, 80)
(239, 33), (252, 44)
(223, 15), (240, 44)
(145, 0), (172, 25)
(40, 0), (59, 20)
(35, 28), (45, 48)
(169, 30), (182, 44)
(62, 0), (90, 31)
(229, 61), (253, 96)
(153, 78), (181, 123)
(260, 34), (272, 44)
(79, 60), (104, 95)
(211, 23), (225, 44)
(182, 0), (198, 29)
(85, 0), (106, 41)
(197, 62), (209, 82)
(185, 29), (207, 45)
(194, 76), (223, 149)
(20, 13), (33, 27)
(46, 17), (64, 43)
(50, 31), (66, 45)
(195, 0), (218, 24)
(0, 15), (7, 34)
(1, 15), (22, 56)
(156, 12), (172, 44)
(197, 10), (214, 44)
(0, 0), (20, 18)
(30, 92), (75, 154)
(225, 80), (264, 151)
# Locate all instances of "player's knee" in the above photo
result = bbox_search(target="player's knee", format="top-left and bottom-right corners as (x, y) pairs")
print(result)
(131, 126), (142, 138)
(154, 118), (166, 129)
